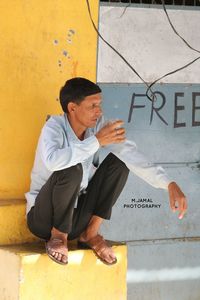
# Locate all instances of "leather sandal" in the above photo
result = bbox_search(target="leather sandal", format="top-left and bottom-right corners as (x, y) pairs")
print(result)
(45, 238), (68, 265)
(78, 234), (117, 265)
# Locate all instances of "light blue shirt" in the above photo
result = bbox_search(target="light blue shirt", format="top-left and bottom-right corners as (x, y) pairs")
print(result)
(25, 114), (171, 214)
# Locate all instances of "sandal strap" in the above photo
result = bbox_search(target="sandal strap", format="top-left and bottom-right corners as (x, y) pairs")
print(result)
(86, 234), (110, 255)
(46, 238), (66, 251)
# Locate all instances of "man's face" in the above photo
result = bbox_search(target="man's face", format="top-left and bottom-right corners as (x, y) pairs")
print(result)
(68, 93), (103, 128)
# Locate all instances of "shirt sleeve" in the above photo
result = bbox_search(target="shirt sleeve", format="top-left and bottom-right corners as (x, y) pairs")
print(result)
(40, 121), (100, 172)
(107, 139), (171, 190)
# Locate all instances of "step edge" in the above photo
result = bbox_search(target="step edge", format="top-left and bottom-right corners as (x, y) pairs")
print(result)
(0, 199), (26, 206)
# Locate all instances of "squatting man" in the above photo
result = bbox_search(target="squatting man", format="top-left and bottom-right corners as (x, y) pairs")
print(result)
(26, 77), (187, 265)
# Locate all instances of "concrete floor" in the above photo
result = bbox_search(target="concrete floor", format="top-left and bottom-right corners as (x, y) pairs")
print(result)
(127, 238), (200, 300)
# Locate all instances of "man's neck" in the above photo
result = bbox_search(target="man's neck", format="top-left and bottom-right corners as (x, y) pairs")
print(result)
(67, 114), (86, 140)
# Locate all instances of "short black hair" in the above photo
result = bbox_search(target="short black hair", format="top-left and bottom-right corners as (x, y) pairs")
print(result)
(59, 77), (102, 113)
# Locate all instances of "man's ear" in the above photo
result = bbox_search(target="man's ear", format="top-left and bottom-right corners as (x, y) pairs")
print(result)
(67, 102), (76, 113)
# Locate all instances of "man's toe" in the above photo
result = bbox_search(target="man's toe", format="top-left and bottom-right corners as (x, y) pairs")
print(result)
(57, 253), (62, 261)
(111, 256), (117, 263)
(110, 254), (116, 262)
(109, 255), (115, 263)
(62, 255), (68, 264)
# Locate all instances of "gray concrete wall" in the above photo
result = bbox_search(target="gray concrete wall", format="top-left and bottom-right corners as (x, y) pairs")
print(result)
(99, 83), (200, 242)
(97, 4), (200, 299)
(97, 5), (200, 83)
(99, 83), (200, 300)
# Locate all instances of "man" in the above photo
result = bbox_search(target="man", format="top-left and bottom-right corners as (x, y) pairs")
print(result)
(25, 77), (187, 265)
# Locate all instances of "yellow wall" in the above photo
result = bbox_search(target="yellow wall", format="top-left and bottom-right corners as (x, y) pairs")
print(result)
(0, 0), (99, 199)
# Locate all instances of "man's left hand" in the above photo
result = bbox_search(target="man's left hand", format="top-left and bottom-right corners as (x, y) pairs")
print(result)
(168, 182), (188, 219)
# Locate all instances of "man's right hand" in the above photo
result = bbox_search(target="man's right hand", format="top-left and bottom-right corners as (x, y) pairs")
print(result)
(95, 120), (126, 146)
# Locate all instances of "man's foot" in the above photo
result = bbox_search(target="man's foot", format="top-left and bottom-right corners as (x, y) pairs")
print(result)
(78, 234), (117, 265)
(45, 227), (68, 265)
(46, 238), (68, 265)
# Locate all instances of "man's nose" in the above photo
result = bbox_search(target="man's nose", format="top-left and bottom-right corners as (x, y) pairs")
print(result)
(95, 106), (102, 117)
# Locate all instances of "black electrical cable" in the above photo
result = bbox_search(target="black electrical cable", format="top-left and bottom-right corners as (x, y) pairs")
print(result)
(86, 0), (200, 102)
(161, 0), (200, 55)
(145, 0), (200, 99)
(86, 0), (156, 101)
(146, 55), (200, 99)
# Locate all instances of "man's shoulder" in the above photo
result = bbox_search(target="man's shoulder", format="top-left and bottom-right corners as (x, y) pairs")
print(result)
(47, 114), (65, 122)
(40, 114), (66, 136)
(44, 114), (65, 128)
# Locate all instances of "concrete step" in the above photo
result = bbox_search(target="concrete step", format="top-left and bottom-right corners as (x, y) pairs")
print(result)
(0, 199), (39, 245)
(0, 241), (127, 300)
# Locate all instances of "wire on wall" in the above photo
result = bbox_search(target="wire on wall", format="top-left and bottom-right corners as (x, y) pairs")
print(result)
(86, 0), (200, 102)
(145, 0), (200, 98)
(86, 0), (156, 102)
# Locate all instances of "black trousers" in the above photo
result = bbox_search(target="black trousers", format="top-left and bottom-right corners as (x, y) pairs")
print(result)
(27, 153), (129, 240)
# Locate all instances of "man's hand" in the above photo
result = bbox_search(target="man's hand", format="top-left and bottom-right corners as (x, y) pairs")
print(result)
(168, 182), (187, 219)
(95, 120), (126, 146)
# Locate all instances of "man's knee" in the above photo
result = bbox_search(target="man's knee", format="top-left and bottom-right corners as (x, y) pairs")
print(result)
(108, 153), (129, 176)
(55, 163), (83, 185)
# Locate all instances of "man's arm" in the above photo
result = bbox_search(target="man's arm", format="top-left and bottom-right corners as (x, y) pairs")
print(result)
(95, 120), (188, 219)
(41, 120), (100, 171)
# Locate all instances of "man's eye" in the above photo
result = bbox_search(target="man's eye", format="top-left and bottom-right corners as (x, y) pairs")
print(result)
(92, 104), (101, 109)
(88, 103), (101, 110)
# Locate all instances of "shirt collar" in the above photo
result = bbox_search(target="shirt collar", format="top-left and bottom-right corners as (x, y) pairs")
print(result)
(64, 113), (93, 141)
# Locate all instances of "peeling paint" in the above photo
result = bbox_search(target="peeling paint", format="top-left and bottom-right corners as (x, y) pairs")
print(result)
(53, 39), (58, 45)
(62, 50), (68, 56)
(71, 60), (78, 78)
(69, 29), (75, 35)
(58, 60), (62, 67)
